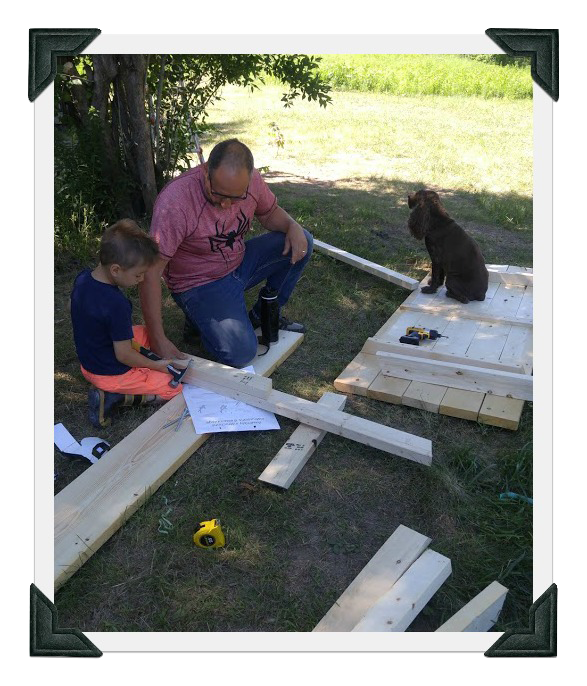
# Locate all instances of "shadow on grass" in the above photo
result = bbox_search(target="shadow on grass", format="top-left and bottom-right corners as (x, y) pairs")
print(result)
(261, 171), (533, 269)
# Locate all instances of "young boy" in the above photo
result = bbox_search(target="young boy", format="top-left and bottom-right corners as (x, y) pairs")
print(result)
(71, 219), (185, 428)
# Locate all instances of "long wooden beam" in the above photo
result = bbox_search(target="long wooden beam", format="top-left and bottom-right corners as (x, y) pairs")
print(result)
(182, 357), (273, 398)
(54, 332), (303, 590)
(258, 392), (347, 489)
(180, 362), (433, 464)
(435, 581), (508, 632)
(352, 549), (452, 632)
(313, 525), (431, 632)
(362, 336), (524, 374)
(487, 266), (533, 287)
(377, 351), (533, 401)
(313, 238), (420, 290)
(399, 303), (532, 328)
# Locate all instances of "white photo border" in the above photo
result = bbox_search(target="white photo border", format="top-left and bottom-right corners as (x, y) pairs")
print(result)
(38, 33), (550, 652)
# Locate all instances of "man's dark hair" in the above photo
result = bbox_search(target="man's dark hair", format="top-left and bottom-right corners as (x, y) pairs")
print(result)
(99, 219), (159, 268)
(207, 139), (254, 178)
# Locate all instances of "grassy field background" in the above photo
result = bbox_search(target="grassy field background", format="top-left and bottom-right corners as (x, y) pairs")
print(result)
(54, 55), (533, 634)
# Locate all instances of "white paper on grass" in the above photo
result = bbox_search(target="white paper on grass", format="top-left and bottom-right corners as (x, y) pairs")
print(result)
(54, 423), (110, 463)
(182, 365), (280, 434)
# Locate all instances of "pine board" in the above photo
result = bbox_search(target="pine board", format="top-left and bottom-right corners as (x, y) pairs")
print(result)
(435, 581), (508, 632)
(313, 238), (420, 290)
(352, 549), (452, 632)
(257, 392), (347, 489)
(313, 525), (431, 632)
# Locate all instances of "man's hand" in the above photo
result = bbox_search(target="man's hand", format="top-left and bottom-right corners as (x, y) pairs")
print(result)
(151, 336), (189, 360)
(282, 223), (308, 264)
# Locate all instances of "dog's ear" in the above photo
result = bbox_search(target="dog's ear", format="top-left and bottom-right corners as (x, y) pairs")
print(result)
(428, 191), (449, 219)
(408, 199), (430, 240)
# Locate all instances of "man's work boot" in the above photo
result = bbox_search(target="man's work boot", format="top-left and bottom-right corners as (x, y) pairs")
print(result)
(248, 310), (306, 334)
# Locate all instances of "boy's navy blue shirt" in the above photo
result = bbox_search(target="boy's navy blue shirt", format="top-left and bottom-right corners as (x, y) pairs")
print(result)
(71, 269), (134, 375)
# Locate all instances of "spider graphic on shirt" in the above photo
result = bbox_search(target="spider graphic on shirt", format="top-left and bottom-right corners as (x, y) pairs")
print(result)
(208, 210), (250, 263)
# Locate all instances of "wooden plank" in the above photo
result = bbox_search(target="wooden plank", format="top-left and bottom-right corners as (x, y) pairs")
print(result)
(500, 327), (533, 375)
(506, 265), (532, 273)
(313, 525), (431, 632)
(258, 392), (347, 489)
(378, 352), (533, 401)
(333, 352), (380, 396)
(406, 281), (500, 311)
(488, 267), (533, 287)
(402, 381), (447, 413)
(439, 388), (485, 421)
(54, 331), (304, 590)
(352, 549), (452, 632)
(478, 395), (524, 431)
(430, 317), (481, 355)
(313, 238), (419, 290)
(363, 336), (523, 373)
(182, 380), (433, 465)
(400, 302), (532, 328)
(465, 322), (511, 364)
(515, 287), (533, 321)
(369, 314), (452, 350)
(435, 581), (508, 632)
(367, 373), (411, 404)
(179, 358), (273, 399)
(486, 283), (527, 319)
(374, 308), (405, 337)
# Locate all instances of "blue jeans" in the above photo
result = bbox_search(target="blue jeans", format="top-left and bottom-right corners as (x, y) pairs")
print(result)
(172, 229), (313, 367)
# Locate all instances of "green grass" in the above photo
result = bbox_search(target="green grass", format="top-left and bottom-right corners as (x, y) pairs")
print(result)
(54, 65), (533, 634)
(265, 54), (533, 99)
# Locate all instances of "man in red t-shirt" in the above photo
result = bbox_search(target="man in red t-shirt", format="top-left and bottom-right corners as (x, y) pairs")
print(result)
(141, 138), (313, 368)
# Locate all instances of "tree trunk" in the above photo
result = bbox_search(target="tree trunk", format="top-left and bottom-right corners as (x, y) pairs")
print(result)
(117, 55), (158, 215)
(91, 55), (133, 217)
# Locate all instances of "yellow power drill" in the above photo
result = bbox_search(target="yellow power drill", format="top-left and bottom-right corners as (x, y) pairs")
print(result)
(399, 326), (448, 346)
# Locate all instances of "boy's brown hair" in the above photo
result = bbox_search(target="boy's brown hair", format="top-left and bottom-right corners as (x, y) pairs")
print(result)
(99, 219), (159, 269)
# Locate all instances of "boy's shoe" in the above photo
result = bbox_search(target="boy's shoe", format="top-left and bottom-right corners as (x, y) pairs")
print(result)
(88, 387), (161, 428)
(88, 388), (152, 428)
(88, 388), (126, 428)
(183, 318), (201, 345)
(248, 310), (306, 334)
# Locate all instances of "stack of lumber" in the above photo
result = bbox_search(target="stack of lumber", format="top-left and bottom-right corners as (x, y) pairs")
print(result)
(334, 265), (533, 430)
(313, 524), (507, 632)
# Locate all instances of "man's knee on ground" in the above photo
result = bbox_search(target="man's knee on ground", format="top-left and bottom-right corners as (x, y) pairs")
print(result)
(214, 331), (258, 369)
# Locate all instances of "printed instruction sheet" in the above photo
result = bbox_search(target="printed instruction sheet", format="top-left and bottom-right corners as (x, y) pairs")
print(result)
(182, 366), (280, 434)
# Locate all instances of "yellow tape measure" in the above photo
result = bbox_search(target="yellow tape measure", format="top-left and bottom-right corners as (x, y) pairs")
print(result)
(193, 519), (225, 548)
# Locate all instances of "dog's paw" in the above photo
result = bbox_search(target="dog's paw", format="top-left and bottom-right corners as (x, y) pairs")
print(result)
(421, 286), (438, 294)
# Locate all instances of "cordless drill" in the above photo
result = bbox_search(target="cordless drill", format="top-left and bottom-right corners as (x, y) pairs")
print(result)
(399, 326), (448, 346)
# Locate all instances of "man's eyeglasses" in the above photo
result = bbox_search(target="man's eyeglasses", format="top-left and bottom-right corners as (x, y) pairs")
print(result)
(208, 175), (249, 201)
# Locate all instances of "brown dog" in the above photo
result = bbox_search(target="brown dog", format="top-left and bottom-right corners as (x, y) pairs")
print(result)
(408, 190), (488, 303)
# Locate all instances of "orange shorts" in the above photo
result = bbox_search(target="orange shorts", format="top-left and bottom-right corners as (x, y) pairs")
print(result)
(80, 325), (182, 401)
